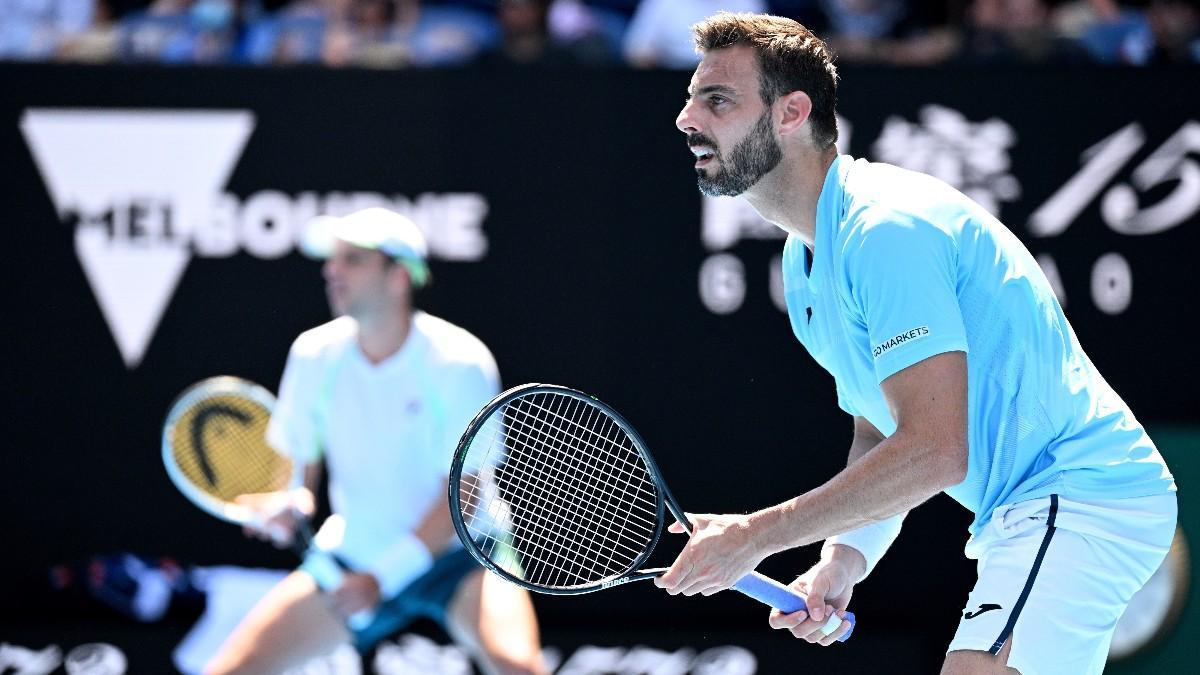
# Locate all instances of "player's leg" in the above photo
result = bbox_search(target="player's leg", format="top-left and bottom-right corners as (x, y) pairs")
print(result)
(942, 640), (1018, 674)
(445, 569), (546, 675)
(204, 571), (350, 675)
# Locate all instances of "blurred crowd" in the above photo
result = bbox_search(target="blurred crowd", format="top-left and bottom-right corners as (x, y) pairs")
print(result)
(2, 0), (1198, 67)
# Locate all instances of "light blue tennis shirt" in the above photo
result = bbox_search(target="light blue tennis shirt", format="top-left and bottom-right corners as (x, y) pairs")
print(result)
(783, 155), (1175, 535)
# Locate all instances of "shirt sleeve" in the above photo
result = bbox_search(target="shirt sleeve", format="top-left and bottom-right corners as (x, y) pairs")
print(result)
(843, 217), (969, 383)
(266, 339), (324, 464)
(439, 355), (501, 464)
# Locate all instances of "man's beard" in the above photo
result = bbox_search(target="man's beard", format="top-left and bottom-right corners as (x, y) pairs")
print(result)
(695, 109), (783, 197)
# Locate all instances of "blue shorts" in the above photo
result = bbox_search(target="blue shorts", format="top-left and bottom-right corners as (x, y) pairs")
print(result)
(300, 546), (481, 652)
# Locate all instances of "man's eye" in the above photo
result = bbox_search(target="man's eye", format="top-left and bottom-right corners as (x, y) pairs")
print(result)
(710, 96), (727, 106)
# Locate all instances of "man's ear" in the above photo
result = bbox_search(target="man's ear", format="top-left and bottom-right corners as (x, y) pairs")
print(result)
(776, 90), (813, 139)
(386, 262), (413, 292)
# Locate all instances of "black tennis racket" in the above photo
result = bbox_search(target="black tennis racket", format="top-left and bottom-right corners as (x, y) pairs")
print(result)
(449, 383), (855, 640)
(161, 376), (373, 626)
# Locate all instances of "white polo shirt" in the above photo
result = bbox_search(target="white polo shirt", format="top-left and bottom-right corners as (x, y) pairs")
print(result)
(267, 311), (499, 591)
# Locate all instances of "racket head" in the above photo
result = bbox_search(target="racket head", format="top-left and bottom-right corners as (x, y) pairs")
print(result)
(449, 383), (668, 595)
(162, 376), (296, 525)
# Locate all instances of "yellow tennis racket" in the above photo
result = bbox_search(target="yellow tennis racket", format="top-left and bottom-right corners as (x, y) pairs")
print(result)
(162, 376), (294, 526)
(161, 376), (376, 628)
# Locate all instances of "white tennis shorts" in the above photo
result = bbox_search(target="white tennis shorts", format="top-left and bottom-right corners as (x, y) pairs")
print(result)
(946, 492), (1177, 674)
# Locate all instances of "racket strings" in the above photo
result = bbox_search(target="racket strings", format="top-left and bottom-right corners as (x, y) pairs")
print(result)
(460, 398), (660, 545)
(458, 392), (661, 589)
(480, 401), (653, 583)
(459, 465), (648, 584)
(471, 396), (658, 555)
(498, 401), (659, 520)
(460, 408), (648, 586)
(166, 391), (291, 504)
(505, 398), (658, 557)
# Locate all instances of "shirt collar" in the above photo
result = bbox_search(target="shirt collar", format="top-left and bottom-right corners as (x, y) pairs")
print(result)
(811, 154), (853, 282)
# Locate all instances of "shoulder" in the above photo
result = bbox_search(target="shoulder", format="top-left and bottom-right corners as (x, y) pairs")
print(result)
(842, 159), (996, 235)
(413, 312), (498, 372)
(836, 161), (968, 256)
(289, 316), (358, 361)
(844, 159), (965, 208)
(831, 164), (970, 291)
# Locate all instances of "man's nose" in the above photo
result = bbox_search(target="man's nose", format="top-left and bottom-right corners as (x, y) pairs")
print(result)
(676, 101), (699, 134)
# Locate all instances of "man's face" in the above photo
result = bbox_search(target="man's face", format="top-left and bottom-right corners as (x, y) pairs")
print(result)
(676, 45), (783, 197)
(322, 240), (397, 318)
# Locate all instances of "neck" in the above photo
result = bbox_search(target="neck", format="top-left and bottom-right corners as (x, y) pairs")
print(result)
(741, 147), (837, 248)
(354, 305), (413, 364)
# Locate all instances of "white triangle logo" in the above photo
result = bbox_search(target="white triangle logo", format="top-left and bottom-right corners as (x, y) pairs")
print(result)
(20, 109), (255, 367)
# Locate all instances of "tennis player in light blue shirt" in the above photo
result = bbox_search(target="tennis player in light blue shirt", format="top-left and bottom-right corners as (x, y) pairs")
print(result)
(784, 154), (1175, 538)
(656, 12), (1177, 674)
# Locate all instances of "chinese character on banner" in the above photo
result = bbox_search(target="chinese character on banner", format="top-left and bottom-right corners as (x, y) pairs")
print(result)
(872, 104), (1021, 216)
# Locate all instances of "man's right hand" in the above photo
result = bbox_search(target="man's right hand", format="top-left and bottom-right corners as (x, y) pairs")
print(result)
(235, 487), (315, 547)
(768, 543), (864, 645)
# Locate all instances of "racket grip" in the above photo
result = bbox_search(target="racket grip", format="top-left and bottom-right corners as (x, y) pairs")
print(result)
(733, 572), (856, 642)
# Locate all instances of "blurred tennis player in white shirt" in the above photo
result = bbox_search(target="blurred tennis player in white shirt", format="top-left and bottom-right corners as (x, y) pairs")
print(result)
(205, 208), (545, 675)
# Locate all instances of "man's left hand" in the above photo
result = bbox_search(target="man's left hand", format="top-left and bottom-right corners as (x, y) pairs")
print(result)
(331, 572), (382, 617)
(653, 512), (768, 596)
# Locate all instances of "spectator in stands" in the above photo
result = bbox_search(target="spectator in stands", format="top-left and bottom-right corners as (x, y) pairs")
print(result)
(252, 0), (344, 65)
(1055, 0), (1200, 64)
(319, 0), (409, 67)
(115, 0), (237, 63)
(545, 0), (626, 65)
(817, 0), (959, 64)
(474, 0), (599, 67)
(1, 0), (101, 59)
(958, 0), (1090, 63)
(401, 0), (500, 66)
(1144, 0), (1200, 63)
(623, 0), (768, 68)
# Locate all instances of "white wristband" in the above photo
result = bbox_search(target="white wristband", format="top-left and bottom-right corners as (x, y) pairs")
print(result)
(823, 512), (906, 582)
(368, 534), (434, 598)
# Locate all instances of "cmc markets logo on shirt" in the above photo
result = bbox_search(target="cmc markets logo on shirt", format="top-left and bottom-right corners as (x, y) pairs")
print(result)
(20, 108), (490, 369)
(873, 326), (930, 359)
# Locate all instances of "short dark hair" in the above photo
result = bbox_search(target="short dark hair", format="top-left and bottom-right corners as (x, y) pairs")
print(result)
(692, 12), (839, 149)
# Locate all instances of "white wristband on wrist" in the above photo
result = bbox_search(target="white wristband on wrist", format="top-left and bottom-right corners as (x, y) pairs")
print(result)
(823, 512), (906, 582)
(368, 534), (434, 598)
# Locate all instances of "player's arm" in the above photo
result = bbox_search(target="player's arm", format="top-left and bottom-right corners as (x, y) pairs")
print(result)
(823, 415), (909, 579)
(658, 351), (966, 598)
(331, 482), (451, 617)
(758, 350), (967, 550)
(819, 415), (890, 580)
(243, 334), (329, 544)
(754, 217), (968, 554)
(660, 218), (966, 608)
(768, 416), (908, 644)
